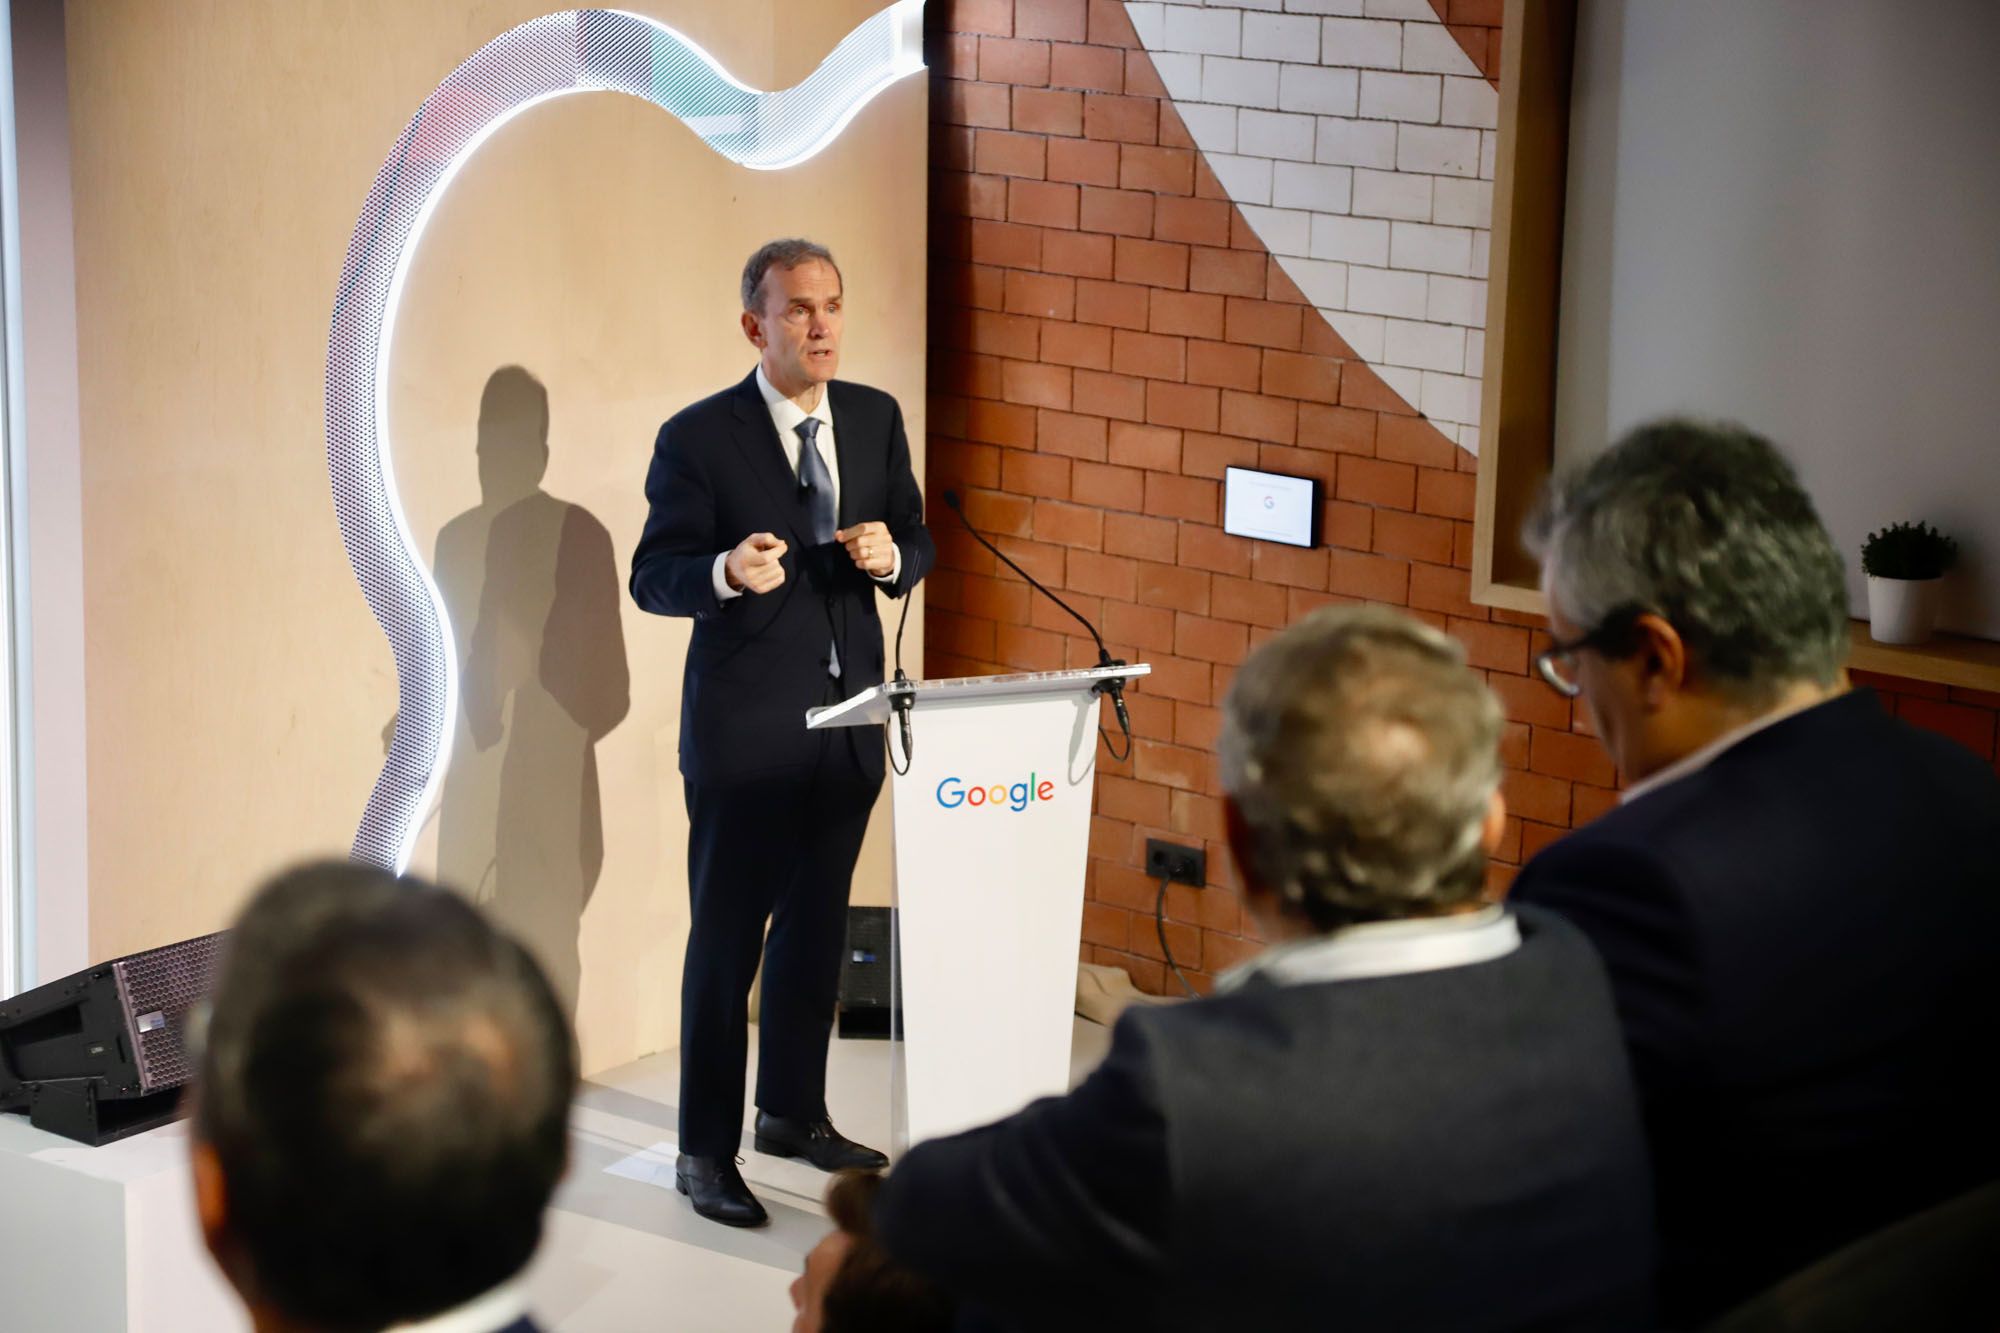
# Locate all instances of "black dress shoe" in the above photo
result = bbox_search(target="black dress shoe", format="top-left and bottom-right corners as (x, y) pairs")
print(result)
(753, 1111), (889, 1172)
(675, 1153), (769, 1227)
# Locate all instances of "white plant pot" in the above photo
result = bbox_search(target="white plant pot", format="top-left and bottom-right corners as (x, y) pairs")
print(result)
(1866, 575), (1943, 645)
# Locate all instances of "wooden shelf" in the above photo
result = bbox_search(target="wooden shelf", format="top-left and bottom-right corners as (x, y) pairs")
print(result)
(1847, 622), (2000, 694)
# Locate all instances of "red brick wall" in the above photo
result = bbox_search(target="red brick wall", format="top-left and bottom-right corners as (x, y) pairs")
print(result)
(919, 0), (2000, 994)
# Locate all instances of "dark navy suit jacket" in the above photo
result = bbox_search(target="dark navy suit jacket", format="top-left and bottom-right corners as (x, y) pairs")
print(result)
(629, 371), (932, 784)
(875, 908), (1656, 1332)
(1513, 689), (2000, 1325)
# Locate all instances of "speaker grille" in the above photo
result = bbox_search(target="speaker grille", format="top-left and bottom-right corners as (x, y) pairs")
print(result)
(111, 933), (226, 1094)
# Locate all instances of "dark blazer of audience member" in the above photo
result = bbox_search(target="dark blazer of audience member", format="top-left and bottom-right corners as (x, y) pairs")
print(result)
(190, 862), (575, 1333)
(870, 607), (1656, 1332)
(1511, 420), (2000, 1326)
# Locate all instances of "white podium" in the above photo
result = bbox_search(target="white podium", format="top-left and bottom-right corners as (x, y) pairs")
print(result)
(809, 664), (1149, 1148)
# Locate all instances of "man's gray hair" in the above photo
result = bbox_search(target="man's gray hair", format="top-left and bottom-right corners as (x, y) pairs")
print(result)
(1526, 418), (1849, 703)
(741, 238), (841, 312)
(1218, 605), (1502, 931)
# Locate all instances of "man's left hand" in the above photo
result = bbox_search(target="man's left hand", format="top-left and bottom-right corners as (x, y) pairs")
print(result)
(836, 522), (897, 578)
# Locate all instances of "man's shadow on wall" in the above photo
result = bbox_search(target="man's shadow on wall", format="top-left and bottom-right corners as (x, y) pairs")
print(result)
(429, 366), (630, 1019)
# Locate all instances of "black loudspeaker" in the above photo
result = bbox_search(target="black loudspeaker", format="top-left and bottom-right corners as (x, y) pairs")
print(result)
(0, 932), (227, 1145)
(837, 907), (900, 1040)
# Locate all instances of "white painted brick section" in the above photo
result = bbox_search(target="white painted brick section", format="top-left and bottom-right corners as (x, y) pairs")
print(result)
(1386, 317), (1465, 373)
(1208, 152), (1275, 205)
(1237, 109), (1317, 160)
(1426, 275), (1487, 327)
(1314, 115), (1397, 168)
(1398, 124), (1481, 177)
(1361, 0), (1436, 18)
(1347, 264), (1429, 318)
(1125, 0), (1497, 446)
(1126, 3), (1166, 48)
(1431, 177), (1492, 228)
(1379, 364), (1426, 412)
(1358, 70), (1440, 123)
(1161, 4), (1241, 55)
(1389, 220), (1473, 275)
(1286, 257), (1349, 309)
(1278, 64), (1359, 116)
(1280, 0), (1365, 14)
(1319, 17), (1401, 69)
(1309, 213), (1390, 266)
(1241, 11), (1321, 60)
(1400, 21), (1480, 75)
(1150, 52), (1205, 102)
(1324, 309), (1386, 361)
(1441, 76), (1499, 130)
(1352, 167), (1432, 222)
(1176, 102), (1240, 153)
(1202, 56), (1281, 109)
(1273, 160), (1354, 212)
(1240, 204), (1313, 257)
(1420, 371), (1479, 425)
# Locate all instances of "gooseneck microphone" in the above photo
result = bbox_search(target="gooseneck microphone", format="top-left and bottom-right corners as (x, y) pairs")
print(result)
(890, 581), (915, 775)
(943, 490), (1133, 760)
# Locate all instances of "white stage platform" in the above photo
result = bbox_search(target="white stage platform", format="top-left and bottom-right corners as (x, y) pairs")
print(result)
(0, 1017), (1113, 1332)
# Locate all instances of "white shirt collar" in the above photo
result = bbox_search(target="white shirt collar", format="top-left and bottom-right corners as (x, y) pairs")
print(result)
(1618, 692), (1826, 805)
(384, 1278), (528, 1333)
(755, 362), (832, 437)
(1216, 905), (1521, 993)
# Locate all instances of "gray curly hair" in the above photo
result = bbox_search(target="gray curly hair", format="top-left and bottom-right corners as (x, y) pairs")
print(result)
(1217, 605), (1502, 931)
(1526, 418), (1849, 705)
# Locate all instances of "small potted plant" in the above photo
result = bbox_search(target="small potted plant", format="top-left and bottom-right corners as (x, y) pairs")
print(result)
(1861, 521), (1958, 645)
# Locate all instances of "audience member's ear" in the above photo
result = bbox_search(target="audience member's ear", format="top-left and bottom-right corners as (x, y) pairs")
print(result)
(191, 1138), (233, 1268)
(1632, 613), (1688, 707)
(1480, 789), (1508, 858)
(1222, 797), (1261, 902)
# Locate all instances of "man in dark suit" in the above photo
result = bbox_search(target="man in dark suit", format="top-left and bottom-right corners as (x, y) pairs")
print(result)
(1511, 419), (2000, 1325)
(630, 239), (932, 1226)
(191, 862), (572, 1333)
(868, 606), (1656, 1331)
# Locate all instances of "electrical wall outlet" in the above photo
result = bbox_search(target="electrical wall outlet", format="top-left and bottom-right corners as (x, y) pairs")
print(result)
(1144, 838), (1206, 887)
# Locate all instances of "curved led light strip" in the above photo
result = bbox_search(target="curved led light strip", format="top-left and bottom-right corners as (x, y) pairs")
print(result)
(328, 4), (926, 870)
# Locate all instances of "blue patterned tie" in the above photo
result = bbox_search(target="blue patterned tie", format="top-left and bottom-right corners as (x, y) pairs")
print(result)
(796, 418), (837, 545)
(796, 417), (840, 678)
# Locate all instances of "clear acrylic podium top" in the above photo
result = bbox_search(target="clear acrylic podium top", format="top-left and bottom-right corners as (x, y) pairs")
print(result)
(805, 664), (1151, 730)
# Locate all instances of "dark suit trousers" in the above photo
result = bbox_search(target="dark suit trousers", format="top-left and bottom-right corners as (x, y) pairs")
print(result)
(679, 725), (881, 1156)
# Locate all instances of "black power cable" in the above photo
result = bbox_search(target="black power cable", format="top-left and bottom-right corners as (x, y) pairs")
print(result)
(1153, 873), (1199, 998)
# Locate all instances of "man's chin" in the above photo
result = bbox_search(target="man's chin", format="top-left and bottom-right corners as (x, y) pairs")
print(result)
(803, 356), (839, 383)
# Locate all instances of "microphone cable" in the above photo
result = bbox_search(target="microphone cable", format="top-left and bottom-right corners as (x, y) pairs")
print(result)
(942, 490), (1134, 763)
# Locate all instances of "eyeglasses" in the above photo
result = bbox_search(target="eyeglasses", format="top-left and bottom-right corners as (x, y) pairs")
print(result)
(1532, 606), (1647, 698)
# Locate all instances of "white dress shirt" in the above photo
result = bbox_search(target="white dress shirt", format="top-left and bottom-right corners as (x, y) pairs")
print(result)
(384, 1278), (528, 1333)
(1216, 904), (1522, 993)
(710, 364), (902, 601)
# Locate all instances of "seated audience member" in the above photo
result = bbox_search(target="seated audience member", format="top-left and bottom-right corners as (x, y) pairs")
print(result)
(869, 606), (1656, 1332)
(792, 1171), (954, 1333)
(190, 861), (575, 1333)
(1511, 419), (2000, 1325)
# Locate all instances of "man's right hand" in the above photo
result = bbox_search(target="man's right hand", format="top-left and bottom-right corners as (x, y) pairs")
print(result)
(724, 532), (788, 594)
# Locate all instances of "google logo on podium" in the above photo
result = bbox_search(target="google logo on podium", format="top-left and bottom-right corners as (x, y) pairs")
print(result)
(936, 775), (1057, 813)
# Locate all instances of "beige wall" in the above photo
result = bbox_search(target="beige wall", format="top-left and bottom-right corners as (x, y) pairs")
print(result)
(63, 0), (925, 1073)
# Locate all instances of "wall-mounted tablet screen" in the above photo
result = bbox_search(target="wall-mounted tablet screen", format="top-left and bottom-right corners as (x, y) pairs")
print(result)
(1223, 467), (1319, 549)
